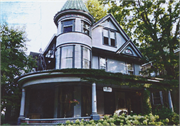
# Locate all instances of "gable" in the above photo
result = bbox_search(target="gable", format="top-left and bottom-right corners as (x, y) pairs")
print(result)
(116, 41), (143, 58)
(101, 19), (117, 30)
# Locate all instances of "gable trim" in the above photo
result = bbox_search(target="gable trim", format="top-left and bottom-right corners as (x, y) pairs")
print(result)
(116, 40), (143, 58)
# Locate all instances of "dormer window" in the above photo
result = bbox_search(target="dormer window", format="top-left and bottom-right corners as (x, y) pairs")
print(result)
(62, 20), (75, 33)
(103, 29), (116, 47)
(82, 21), (90, 35)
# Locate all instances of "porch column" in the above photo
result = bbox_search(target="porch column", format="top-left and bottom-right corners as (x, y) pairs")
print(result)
(20, 88), (26, 117)
(17, 88), (26, 125)
(91, 83), (100, 120)
(168, 90), (174, 112)
(54, 87), (58, 118)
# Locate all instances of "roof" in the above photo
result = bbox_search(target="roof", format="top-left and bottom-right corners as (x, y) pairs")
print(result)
(61, 0), (89, 13)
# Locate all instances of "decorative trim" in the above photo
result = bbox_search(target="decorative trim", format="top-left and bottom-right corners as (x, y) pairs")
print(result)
(57, 31), (92, 39)
(56, 43), (92, 51)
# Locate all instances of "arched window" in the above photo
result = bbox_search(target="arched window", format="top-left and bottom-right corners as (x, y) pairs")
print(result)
(123, 47), (133, 55)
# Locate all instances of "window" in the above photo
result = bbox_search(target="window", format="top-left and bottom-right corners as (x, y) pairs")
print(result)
(103, 29), (116, 47)
(82, 47), (90, 69)
(62, 20), (74, 33)
(82, 21), (90, 35)
(123, 47), (133, 55)
(61, 46), (74, 69)
(152, 91), (163, 105)
(100, 57), (106, 70)
(126, 63), (134, 75)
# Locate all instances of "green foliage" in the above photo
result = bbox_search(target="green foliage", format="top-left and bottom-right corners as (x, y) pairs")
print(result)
(153, 106), (180, 125)
(85, 0), (107, 22)
(101, 0), (179, 80)
(58, 113), (179, 125)
(0, 24), (37, 121)
(142, 89), (152, 114)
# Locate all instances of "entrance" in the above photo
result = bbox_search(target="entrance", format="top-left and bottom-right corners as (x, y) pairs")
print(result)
(104, 92), (115, 115)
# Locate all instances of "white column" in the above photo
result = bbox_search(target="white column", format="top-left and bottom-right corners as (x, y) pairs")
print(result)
(54, 87), (58, 118)
(168, 90), (174, 112)
(19, 88), (25, 117)
(92, 83), (97, 113)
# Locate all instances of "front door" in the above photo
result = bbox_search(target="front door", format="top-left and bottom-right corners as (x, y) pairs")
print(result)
(104, 92), (115, 115)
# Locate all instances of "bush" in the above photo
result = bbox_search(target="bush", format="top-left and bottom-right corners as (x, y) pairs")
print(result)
(58, 112), (179, 126)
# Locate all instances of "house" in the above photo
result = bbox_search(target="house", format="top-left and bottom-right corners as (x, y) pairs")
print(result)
(17, 0), (175, 124)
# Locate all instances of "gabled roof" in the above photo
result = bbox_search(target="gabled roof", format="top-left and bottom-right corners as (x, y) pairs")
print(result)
(92, 13), (129, 41)
(92, 13), (143, 58)
(116, 41), (143, 58)
(61, 0), (89, 13)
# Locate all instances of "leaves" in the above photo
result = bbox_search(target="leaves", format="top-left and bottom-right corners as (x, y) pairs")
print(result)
(0, 24), (36, 113)
(102, 0), (179, 79)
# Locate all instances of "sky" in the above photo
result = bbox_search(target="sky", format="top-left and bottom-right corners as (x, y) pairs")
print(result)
(0, 0), (68, 55)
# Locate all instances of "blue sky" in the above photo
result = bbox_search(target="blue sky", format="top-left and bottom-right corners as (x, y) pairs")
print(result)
(1, 0), (67, 55)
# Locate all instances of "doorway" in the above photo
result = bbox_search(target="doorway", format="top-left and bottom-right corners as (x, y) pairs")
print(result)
(104, 92), (115, 115)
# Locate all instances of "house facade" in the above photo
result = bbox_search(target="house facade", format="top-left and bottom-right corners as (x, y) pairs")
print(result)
(17, 0), (174, 124)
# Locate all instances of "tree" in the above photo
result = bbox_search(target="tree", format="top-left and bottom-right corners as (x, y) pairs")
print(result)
(1, 24), (36, 123)
(101, 0), (179, 79)
(85, 0), (107, 22)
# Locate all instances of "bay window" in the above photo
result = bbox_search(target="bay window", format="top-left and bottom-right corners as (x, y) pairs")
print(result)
(62, 20), (75, 33)
(82, 21), (90, 35)
(61, 46), (74, 69)
(82, 47), (90, 69)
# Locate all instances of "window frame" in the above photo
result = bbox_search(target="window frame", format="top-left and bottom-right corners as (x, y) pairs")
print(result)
(102, 28), (116, 47)
(126, 62), (134, 75)
(61, 19), (75, 33)
(81, 46), (91, 69)
(99, 57), (107, 70)
(81, 21), (90, 36)
(60, 45), (75, 69)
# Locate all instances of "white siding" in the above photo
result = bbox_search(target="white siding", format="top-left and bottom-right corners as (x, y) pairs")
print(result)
(75, 44), (81, 68)
(107, 58), (126, 74)
(92, 56), (98, 69)
(134, 64), (141, 75)
(75, 18), (81, 32)
(57, 33), (92, 47)
(101, 20), (116, 30)
(116, 32), (126, 48)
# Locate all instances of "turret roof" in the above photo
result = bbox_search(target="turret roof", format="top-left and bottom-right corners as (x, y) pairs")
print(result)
(61, 0), (89, 12)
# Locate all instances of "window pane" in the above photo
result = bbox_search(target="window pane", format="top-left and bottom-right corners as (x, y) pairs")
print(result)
(62, 46), (73, 58)
(111, 39), (115, 46)
(103, 29), (108, 37)
(83, 59), (90, 69)
(83, 47), (90, 69)
(110, 31), (115, 39)
(61, 46), (73, 69)
(64, 20), (73, 26)
(127, 63), (133, 71)
(104, 37), (109, 45)
(100, 58), (106, 70)
(64, 26), (72, 33)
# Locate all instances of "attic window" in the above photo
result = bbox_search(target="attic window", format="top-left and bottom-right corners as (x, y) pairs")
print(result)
(103, 29), (116, 47)
(62, 20), (75, 33)
(123, 47), (133, 55)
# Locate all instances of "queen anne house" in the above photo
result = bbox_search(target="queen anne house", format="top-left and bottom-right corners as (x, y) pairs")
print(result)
(17, 0), (175, 124)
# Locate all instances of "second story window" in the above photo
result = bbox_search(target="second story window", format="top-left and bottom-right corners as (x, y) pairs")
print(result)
(103, 29), (116, 47)
(82, 47), (90, 69)
(62, 20), (75, 33)
(126, 63), (134, 75)
(61, 46), (74, 69)
(99, 57), (106, 70)
(82, 21), (90, 35)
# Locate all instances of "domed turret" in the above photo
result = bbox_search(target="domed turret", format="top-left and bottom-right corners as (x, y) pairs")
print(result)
(54, 0), (94, 70)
